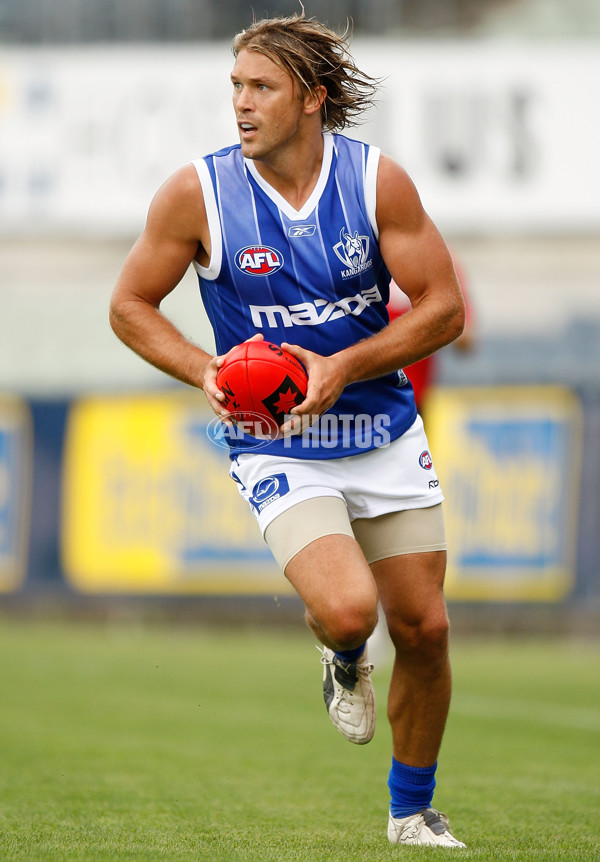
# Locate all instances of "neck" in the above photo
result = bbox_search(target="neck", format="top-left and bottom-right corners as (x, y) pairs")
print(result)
(251, 129), (326, 211)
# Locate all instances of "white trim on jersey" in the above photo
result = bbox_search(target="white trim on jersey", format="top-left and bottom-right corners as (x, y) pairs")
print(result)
(243, 132), (334, 221)
(191, 157), (222, 281)
(365, 146), (381, 241)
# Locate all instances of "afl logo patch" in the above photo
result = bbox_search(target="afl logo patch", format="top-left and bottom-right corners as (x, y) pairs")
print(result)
(235, 245), (284, 276)
(419, 450), (433, 470)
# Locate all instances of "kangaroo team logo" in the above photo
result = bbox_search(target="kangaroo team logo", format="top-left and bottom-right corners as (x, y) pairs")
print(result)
(235, 245), (284, 276)
(333, 227), (370, 270)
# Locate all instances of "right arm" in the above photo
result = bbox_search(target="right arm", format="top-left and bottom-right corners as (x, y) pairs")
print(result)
(109, 164), (226, 416)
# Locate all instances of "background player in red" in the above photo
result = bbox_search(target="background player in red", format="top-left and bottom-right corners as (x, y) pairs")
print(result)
(387, 255), (475, 412)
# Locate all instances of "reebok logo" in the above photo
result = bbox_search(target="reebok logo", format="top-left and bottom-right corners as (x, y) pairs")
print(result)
(288, 225), (316, 237)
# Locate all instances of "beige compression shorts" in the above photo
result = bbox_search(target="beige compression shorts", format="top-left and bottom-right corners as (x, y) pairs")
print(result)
(265, 497), (447, 572)
(230, 415), (447, 572)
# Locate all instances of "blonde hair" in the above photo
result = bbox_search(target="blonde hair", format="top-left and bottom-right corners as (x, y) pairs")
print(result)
(232, 12), (380, 131)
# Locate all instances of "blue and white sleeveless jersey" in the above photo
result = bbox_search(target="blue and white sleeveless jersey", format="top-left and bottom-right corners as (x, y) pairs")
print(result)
(192, 132), (417, 459)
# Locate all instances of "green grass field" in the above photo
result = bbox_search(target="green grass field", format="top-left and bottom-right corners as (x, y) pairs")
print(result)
(0, 618), (598, 861)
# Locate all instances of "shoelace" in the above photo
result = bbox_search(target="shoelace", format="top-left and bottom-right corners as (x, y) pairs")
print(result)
(317, 646), (375, 677)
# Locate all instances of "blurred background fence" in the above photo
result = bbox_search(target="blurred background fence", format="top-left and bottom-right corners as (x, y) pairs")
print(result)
(1, 0), (599, 631)
(5, 0), (598, 42)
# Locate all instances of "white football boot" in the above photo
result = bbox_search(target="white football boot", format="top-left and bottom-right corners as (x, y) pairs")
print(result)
(388, 808), (466, 848)
(319, 645), (375, 744)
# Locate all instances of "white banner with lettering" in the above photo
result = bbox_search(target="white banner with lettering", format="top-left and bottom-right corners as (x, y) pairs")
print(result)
(0, 42), (598, 235)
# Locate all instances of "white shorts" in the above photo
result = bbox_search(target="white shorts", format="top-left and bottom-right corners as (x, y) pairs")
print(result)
(229, 415), (444, 537)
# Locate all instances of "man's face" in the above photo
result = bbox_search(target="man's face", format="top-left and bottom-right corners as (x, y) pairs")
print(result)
(231, 48), (306, 161)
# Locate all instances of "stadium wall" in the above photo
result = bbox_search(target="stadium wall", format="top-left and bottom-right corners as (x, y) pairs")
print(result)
(0, 42), (599, 237)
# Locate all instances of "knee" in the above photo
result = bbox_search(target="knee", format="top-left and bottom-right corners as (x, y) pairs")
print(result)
(312, 599), (378, 651)
(422, 612), (450, 662)
(391, 608), (450, 665)
(330, 606), (378, 650)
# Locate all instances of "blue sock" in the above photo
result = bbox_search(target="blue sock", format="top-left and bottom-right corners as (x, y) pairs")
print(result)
(334, 643), (365, 662)
(388, 757), (437, 818)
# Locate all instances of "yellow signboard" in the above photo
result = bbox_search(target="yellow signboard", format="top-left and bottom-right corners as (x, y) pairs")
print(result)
(63, 386), (583, 600)
(61, 392), (286, 594)
(426, 386), (583, 601)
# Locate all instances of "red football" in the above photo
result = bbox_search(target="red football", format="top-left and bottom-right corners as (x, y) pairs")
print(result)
(216, 340), (308, 438)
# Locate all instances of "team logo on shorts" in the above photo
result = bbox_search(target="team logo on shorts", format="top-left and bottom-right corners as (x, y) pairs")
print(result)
(419, 450), (433, 470)
(235, 245), (284, 276)
(249, 473), (290, 513)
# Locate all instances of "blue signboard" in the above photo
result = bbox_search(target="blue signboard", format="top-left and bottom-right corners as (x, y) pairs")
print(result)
(427, 386), (583, 600)
(0, 397), (32, 591)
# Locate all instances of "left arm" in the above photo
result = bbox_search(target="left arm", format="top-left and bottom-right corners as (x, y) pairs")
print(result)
(362, 154), (465, 372)
(282, 154), (465, 428)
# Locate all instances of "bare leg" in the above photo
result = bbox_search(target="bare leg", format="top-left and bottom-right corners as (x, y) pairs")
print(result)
(284, 533), (379, 651)
(372, 551), (451, 766)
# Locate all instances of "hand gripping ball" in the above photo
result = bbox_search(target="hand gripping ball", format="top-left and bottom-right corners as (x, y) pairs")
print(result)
(216, 340), (308, 438)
